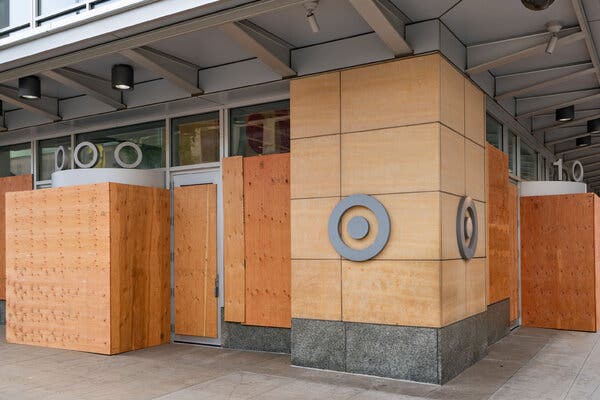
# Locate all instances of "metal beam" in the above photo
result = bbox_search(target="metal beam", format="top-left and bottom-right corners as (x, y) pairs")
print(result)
(571, 0), (600, 86)
(120, 47), (202, 95)
(348, 0), (412, 57)
(565, 151), (600, 162)
(0, 85), (60, 121)
(41, 68), (125, 110)
(495, 68), (595, 99)
(538, 110), (600, 132)
(0, 0), (307, 85)
(546, 131), (590, 146)
(516, 92), (600, 119)
(466, 30), (585, 75)
(220, 20), (296, 78)
(559, 141), (600, 155)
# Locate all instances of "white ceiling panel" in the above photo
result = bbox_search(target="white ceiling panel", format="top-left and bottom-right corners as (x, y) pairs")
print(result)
(69, 53), (160, 83)
(391, 0), (457, 21)
(443, 0), (578, 45)
(583, 0), (600, 21)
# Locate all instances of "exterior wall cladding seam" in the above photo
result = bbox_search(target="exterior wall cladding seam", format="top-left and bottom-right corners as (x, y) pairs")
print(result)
(288, 53), (509, 384)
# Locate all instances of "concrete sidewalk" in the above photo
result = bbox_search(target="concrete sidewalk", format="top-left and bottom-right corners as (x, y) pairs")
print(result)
(0, 326), (597, 399)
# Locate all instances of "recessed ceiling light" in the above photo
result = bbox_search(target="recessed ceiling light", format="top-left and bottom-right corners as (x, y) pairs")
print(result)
(588, 118), (600, 134)
(18, 76), (40, 100)
(555, 105), (574, 122)
(576, 135), (591, 147)
(111, 64), (134, 91)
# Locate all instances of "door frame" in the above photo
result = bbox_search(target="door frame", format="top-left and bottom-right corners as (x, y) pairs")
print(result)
(171, 167), (224, 346)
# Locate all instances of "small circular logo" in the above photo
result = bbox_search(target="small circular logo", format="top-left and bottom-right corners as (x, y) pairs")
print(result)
(328, 194), (391, 262)
(456, 196), (478, 260)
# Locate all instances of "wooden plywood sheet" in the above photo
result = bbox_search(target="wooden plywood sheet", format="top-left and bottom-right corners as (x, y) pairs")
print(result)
(291, 259), (341, 320)
(222, 156), (245, 323)
(521, 194), (596, 332)
(6, 184), (112, 353)
(507, 183), (519, 321)
(109, 184), (170, 353)
(174, 184), (218, 338)
(290, 134), (340, 199)
(244, 153), (291, 328)
(0, 174), (32, 300)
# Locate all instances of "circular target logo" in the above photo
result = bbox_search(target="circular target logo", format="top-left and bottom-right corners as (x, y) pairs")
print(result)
(328, 194), (391, 261)
(456, 196), (478, 260)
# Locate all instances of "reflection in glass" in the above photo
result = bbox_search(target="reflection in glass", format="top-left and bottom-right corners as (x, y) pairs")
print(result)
(508, 132), (517, 175)
(486, 114), (502, 150)
(0, 142), (31, 177)
(520, 141), (538, 181)
(0, 0), (31, 30)
(171, 112), (220, 166)
(38, 136), (71, 181)
(76, 121), (165, 169)
(37, 0), (85, 16)
(229, 100), (290, 157)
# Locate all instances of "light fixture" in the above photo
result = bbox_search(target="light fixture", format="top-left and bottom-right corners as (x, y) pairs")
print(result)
(555, 105), (574, 122)
(588, 118), (600, 134)
(521, 0), (555, 11)
(111, 64), (134, 90)
(304, 1), (320, 33)
(576, 135), (592, 147)
(545, 21), (561, 55)
(18, 76), (40, 99)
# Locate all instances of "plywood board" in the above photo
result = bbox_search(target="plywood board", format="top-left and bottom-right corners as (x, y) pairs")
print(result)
(174, 184), (218, 338)
(222, 156), (245, 323)
(521, 194), (596, 332)
(342, 260), (441, 327)
(109, 184), (170, 353)
(507, 183), (519, 321)
(291, 259), (341, 320)
(290, 72), (340, 138)
(0, 174), (32, 300)
(341, 54), (441, 133)
(341, 123), (441, 195)
(244, 153), (291, 328)
(290, 134), (340, 199)
(291, 197), (340, 260)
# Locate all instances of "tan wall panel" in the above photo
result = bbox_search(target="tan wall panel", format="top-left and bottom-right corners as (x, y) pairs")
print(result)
(222, 156), (245, 323)
(342, 260), (441, 327)
(290, 72), (340, 139)
(441, 259), (466, 326)
(475, 200), (486, 258)
(340, 54), (441, 133)
(440, 59), (465, 135)
(466, 258), (486, 316)
(441, 192), (461, 260)
(291, 259), (341, 320)
(466, 140), (485, 202)
(441, 126), (465, 196)
(341, 124), (440, 195)
(465, 80), (485, 146)
(291, 135), (340, 199)
(291, 197), (339, 259)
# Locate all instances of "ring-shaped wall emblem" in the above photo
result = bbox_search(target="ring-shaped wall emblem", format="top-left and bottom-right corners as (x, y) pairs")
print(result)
(54, 145), (67, 171)
(456, 196), (478, 260)
(73, 141), (99, 169)
(328, 194), (391, 262)
(114, 141), (143, 169)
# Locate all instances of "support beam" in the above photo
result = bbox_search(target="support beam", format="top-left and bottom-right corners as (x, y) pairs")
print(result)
(466, 30), (585, 75)
(495, 68), (595, 99)
(538, 110), (600, 132)
(571, 0), (600, 86)
(120, 47), (202, 95)
(565, 151), (600, 163)
(0, 85), (60, 121)
(559, 141), (600, 156)
(220, 20), (296, 77)
(348, 0), (412, 57)
(41, 68), (125, 110)
(546, 131), (590, 146)
(516, 92), (600, 119)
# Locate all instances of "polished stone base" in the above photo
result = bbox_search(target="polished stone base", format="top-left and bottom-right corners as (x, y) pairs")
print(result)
(221, 309), (291, 354)
(292, 302), (510, 384)
(0, 300), (5, 325)
(487, 298), (510, 345)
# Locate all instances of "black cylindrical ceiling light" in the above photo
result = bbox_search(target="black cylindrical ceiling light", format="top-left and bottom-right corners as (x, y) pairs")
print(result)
(18, 76), (40, 99)
(588, 118), (600, 134)
(555, 105), (574, 122)
(576, 135), (592, 147)
(111, 64), (134, 90)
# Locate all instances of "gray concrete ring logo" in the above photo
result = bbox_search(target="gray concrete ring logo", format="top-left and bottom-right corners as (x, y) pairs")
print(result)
(456, 196), (478, 260)
(328, 194), (391, 262)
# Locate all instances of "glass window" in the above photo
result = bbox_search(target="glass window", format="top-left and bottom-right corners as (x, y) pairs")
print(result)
(486, 114), (503, 150)
(171, 112), (219, 167)
(508, 131), (517, 175)
(0, 142), (31, 177)
(37, 0), (85, 17)
(541, 156), (547, 180)
(229, 100), (290, 157)
(38, 136), (71, 181)
(75, 121), (165, 169)
(0, 0), (31, 30)
(520, 142), (538, 181)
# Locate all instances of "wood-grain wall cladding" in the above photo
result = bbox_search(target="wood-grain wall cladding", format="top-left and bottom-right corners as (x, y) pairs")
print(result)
(521, 194), (599, 332)
(0, 174), (33, 300)
(222, 153), (292, 328)
(5, 183), (170, 354)
(485, 144), (519, 321)
(290, 53), (487, 328)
